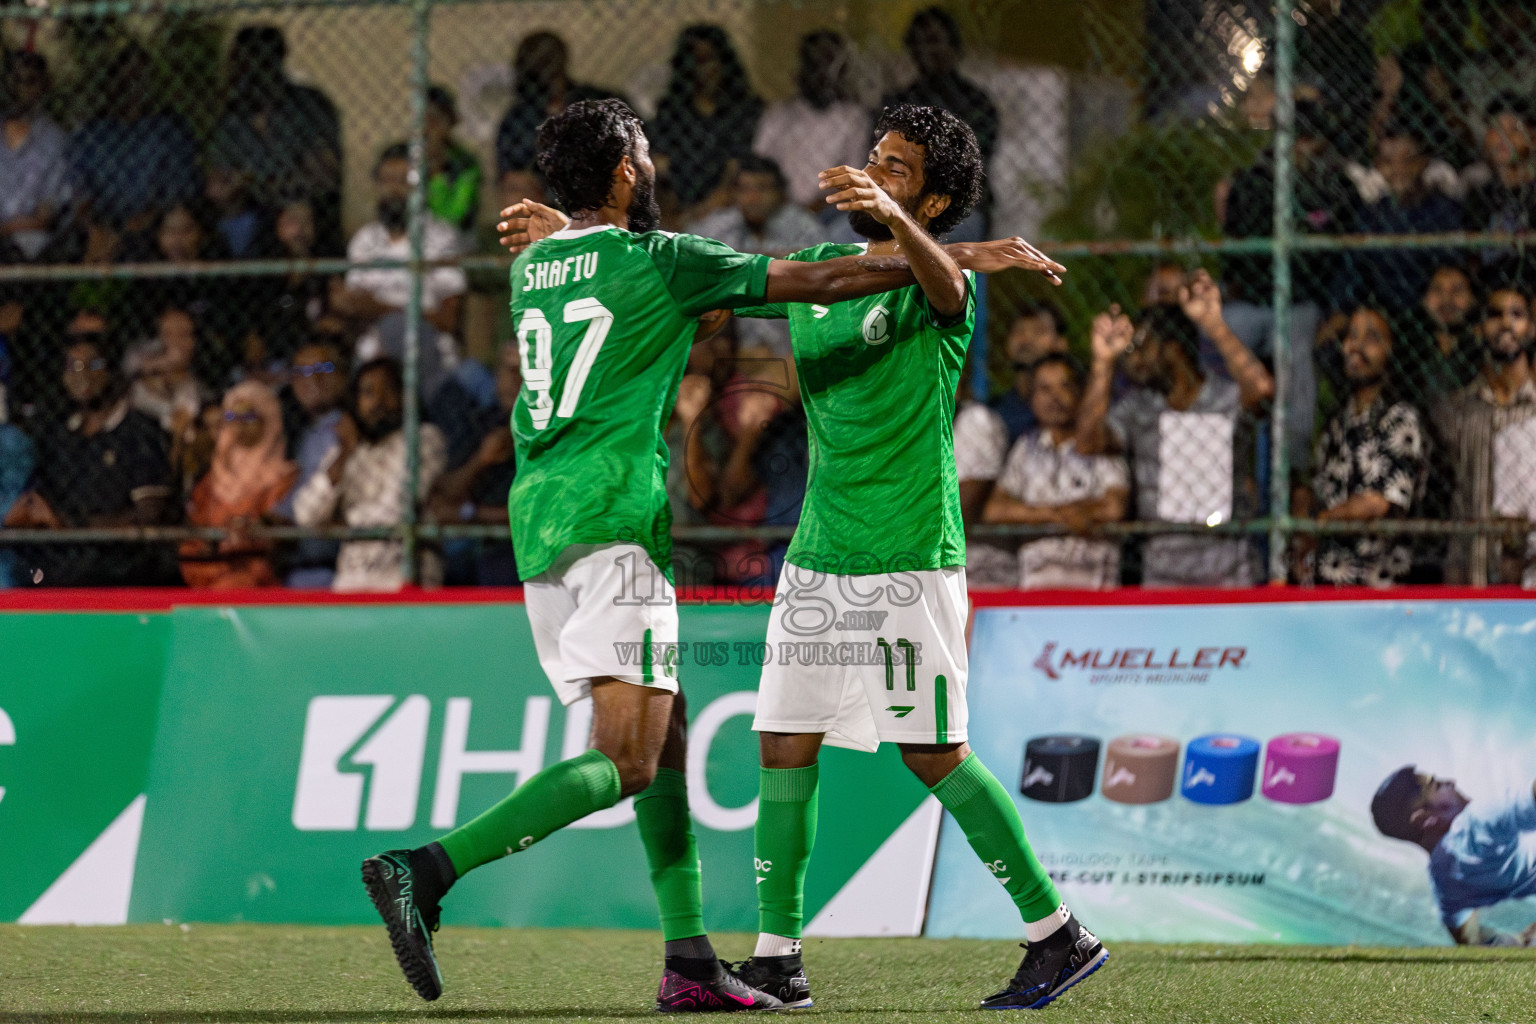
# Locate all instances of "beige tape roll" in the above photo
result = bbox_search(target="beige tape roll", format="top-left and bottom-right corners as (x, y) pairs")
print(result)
(1101, 734), (1180, 805)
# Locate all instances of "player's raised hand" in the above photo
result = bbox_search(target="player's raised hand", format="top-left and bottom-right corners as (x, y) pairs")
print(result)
(818, 166), (905, 224)
(1090, 304), (1134, 364)
(949, 237), (1066, 284)
(498, 199), (569, 254)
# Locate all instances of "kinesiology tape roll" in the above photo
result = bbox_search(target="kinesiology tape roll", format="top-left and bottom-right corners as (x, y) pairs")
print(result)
(1261, 733), (1340, 804)
(1101, 734), (1179, 805)
(1020, 735), (1100, 803)
(1180, 734), (1260, 805)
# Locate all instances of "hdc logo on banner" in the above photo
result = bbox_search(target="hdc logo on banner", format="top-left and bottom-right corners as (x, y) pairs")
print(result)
(291, 692), (759, 833)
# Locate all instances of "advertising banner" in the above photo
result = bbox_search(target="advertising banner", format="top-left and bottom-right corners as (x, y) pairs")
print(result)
(128, 602), (934, 932)
(925, 600), (1536, 945)
(0, 612), (169, 923)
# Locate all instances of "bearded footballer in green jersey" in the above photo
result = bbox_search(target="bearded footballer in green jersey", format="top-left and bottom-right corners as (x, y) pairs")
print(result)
(359, 99), (1062, 1012)
(491, 103), (1079, 1013)
(728, 107), (1108, 1012)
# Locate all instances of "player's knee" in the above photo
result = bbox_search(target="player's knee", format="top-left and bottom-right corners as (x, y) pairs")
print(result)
(900, 742), (968, 787)
(614, 755), (660, 797)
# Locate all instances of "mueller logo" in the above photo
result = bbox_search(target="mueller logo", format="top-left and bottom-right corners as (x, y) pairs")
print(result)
(1032, 643), (1061, 681)
(1032, 642), (1248, 681)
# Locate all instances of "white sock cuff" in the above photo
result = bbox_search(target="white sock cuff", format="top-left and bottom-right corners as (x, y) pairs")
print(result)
(1023, 903), (1070, 943)
(754, 932), (801, 957)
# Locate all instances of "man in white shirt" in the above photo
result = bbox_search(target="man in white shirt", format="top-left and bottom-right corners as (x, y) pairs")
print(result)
(952, 381), (1013, 587)
(293, 357), (447, 591)
(985, 354), (1128, 589)
(333, 143), (467, 345)
(690, 156), (826, 357)
(752, 31), (870, 215)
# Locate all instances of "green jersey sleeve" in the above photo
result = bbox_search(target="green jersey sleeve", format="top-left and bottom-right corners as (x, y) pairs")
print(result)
(635, 231), (772, 316)
(733, 301), (789, 320)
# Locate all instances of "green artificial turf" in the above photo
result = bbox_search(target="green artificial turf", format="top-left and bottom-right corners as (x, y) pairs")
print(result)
(1, 925), (1532, 1024)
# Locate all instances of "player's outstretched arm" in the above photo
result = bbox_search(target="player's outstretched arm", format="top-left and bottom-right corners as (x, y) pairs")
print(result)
(945, 238), (1065, 284)
(819, 164), (966, 317)
(497, 198), (1066, 294)
(762, 250), (917, 305)
(759, 241), (1063, 307)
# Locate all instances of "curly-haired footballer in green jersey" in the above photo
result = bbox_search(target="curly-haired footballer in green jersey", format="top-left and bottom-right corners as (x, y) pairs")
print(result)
(493, 102), (1082, 1012)
(364, 98), (1054, 1013)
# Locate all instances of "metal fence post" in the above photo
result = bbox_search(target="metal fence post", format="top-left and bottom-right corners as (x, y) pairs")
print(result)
(1268, 0), (1297, 585)
(401, 0), (431, 585)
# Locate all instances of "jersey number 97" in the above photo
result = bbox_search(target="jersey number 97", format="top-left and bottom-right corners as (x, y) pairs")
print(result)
(516, 298), (614, 429)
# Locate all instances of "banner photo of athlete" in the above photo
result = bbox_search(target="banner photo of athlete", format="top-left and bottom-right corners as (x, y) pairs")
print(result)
(926, 599), (1536, 946)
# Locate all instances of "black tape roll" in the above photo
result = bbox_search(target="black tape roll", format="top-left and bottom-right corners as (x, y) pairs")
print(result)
(1021, 735), (1101, 803)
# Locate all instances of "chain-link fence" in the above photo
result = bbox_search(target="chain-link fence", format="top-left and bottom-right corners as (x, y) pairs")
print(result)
(0, 0), (1532, 590)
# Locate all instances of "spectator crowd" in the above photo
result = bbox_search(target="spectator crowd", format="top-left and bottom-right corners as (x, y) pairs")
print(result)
(2, 7), (1536, 590)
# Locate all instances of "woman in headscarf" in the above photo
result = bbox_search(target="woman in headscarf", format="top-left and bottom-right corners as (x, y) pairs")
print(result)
(179, 380), (298, 587)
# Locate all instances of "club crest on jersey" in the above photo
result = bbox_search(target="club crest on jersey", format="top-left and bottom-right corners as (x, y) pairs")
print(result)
(862, 306), (891, 346)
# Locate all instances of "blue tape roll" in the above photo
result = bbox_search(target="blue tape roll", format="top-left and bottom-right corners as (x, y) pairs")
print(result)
(1180, 733), (1260, 805)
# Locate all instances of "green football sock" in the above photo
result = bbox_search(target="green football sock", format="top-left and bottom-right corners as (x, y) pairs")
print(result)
(930, 753), (1061, 923)
(755, 764), (819, 939)
(634, 767), (706, 942)
(436, 748), (621, 877)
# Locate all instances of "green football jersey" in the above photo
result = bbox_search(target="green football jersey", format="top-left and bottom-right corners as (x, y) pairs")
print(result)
(738, 242), (974, 574)
(507, 225), (771, 580)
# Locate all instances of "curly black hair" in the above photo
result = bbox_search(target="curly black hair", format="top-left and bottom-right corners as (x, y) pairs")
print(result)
(535, 99), (646, 215)
(873, 104), (983, 237)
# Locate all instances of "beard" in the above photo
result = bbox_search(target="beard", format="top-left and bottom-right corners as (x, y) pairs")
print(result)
(356, 410), (403, 442)
(626, 171), (662, 234)
(1485, 332), (1529, 364)
(848, 209), (892, 240)
(848, 190), (927, 241)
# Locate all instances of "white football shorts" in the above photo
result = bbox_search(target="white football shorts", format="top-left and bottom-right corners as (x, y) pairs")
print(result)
(753, 562), (969, 751)
(524, 543), (680, 706)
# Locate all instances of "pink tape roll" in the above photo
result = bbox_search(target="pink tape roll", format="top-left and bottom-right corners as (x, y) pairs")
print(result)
(1260, 733), (1340, 804)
